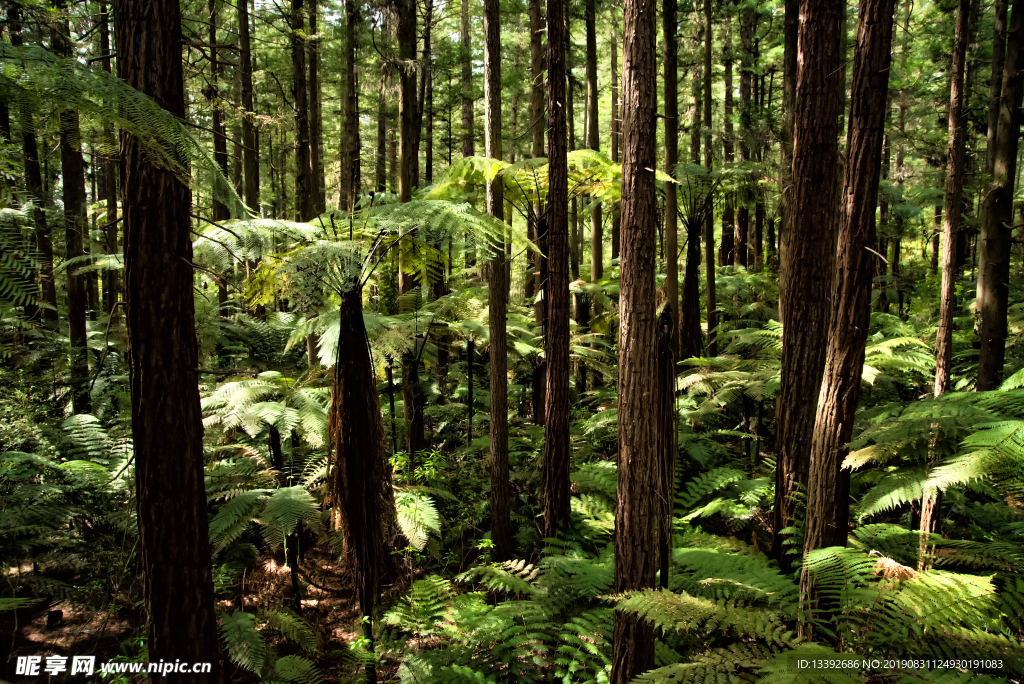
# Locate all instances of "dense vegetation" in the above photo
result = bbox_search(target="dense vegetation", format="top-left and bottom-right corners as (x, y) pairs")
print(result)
(1, 0), (1023, 680)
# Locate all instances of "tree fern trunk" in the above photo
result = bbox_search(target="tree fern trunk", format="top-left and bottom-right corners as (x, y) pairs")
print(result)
(656, 307), (676, 589)
(329, 286), (396, 684)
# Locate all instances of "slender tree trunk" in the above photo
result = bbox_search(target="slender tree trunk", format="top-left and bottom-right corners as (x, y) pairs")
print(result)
(611, 0), (659, 674)
(239, 0), (259, 214)
(986, 0), (1009, 178)
(329, 289), (396, 684)
(483, 0), (511, 558)
(611, 21), (621, 261)
(424, 3), (434, 185)
(398, 0), (417, 203)
(401, 349), (426, 459)
(924, 0), (971, 548)
(770, 0), (842, 571)
(778, 0), (799, 258)
(721, 14), (735, 268)
(977, 0), (1023, 390)
(210, 0), (230, 225)
(308, 0), (325, 214)
(340, 0), (360, 211)
(461, 0), (475, 157)
(12, 7), (57, 329)
(291, 0), (313, 222)
(376, 72), (387, 192)
(663, 0), (679, 354)
(802, 0), (895, 567)
(736, 5), (755, 268)
(98, 1), (119, 315)
(543, 0), (571, 540)
(55, 17), (90, 414)
(114, 0), (221, 676)
(702, 0), (716, 355)
(656, 307), (676, 588)
(529, 0), (546, 318)
(586, 0), (603, 290)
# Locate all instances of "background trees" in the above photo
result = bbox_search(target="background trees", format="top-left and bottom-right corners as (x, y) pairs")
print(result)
(3, 0), (1024, 680)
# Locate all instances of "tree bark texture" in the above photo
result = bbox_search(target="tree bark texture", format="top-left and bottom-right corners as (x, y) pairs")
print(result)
(802, 0), (895, 564)
(543, 0), (571, 540)
(771, 0), (842, 570)
(612, 0), (659, 674)
(484, 0), (511, 559)
(114, 0), (222, 676)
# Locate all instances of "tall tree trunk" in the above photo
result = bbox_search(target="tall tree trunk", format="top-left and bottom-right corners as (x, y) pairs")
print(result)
(401, 349), (426, 459)
(291, 0), (313, 222)
(376, 72), (387, 192)
(778, 0), (799, 259)
(329, 289), (396, 684)
(720, 14), (735, 267)
(586, 0), (603, 289)
(55, 17), (90, 414)
(977, 0), (1023, 390)
(986, 0), (1009, 178)
(239, 0), (259, 214)
(424, 2), (434, 185)
(461, 0), (475, 157)
(340, 0), (360, 211)
(611, 0), (658, 674)
(98, 0), (119, 315)
(736, 4), (755, 268)
(398, 0), (417, 203)
(484, 0), (511, 558)
(308, 0), (325, 215)
(12, 6), (57, 329)
(770, 0), (842, 571)
(925, 0), (971, 548)
(543, 0), (571, 539)
(529, 0), (546, 317)
(802, 0), (895, 569)
(210, 0), (230, 224)
(656, 307), (676, 588)
(611, 21), (621, 261)
(663, 0), (679, 354)
(702, 0), (716, 355)
(114, 0), (221, 676)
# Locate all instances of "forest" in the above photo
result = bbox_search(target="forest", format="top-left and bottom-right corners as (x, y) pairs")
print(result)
(0, 0), (1023, 677)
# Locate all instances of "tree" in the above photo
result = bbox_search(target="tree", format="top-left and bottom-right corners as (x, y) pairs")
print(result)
(461, 0), (474, 157)
(339, 0), (360, 211)
(611, 0), (658, 675)
(663, 0), (679, 353)
(543, 0), (570, 540)
(976, 0), (1023, 390)
(113, 0), (221, 676)
(803, 0), (896, 566)
(702, 0), (716, 356)
(291, 0), (313, 222)
(484, 0), (512, 559)
(771, 0), (842, 570)
(239, 0), (258, 214)
(586, 0), (603, 287)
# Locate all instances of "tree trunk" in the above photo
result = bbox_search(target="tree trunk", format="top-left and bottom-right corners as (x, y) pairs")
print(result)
(925, 0), (971, 548)
(98, 1), (119, 315)
(424, 1), (434, 185)
(656, 307), (676, 588)
(986, 0), (1009, 178)
(398, 0), (417, 203)
(114, 0), (221, 675)
(702, 0), (716, 356)
(770, 0), (842, 571)
(611, 21), (621, 261)
(461, 0), (475, 157)
(55, 17), (90, 414)
(340, 0), (360, 211)
(586, 0), (603, 292)
(977, 0), (1023, 391)
(291, 0), (313, 222)
(483, 0), (511, 558)
(612, 0), (659, 674)
(401, 349), (426, 460)
(736, 4), (755, 268)
(376, 72), (387, 192)
(663, 0), (679, 354)
(239, 0), (259, 214)
(210, 0), (230, 225)
(529, 0), (546, 317)
(308, 0), (325, 215)
(802, 0), (895, 567)
(721, 13), (735, 268)
(329, 288), (396, 684)
(11, 7), (57, 329)
(778, 0), (799, 258)
(543, 0), (571, 540)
